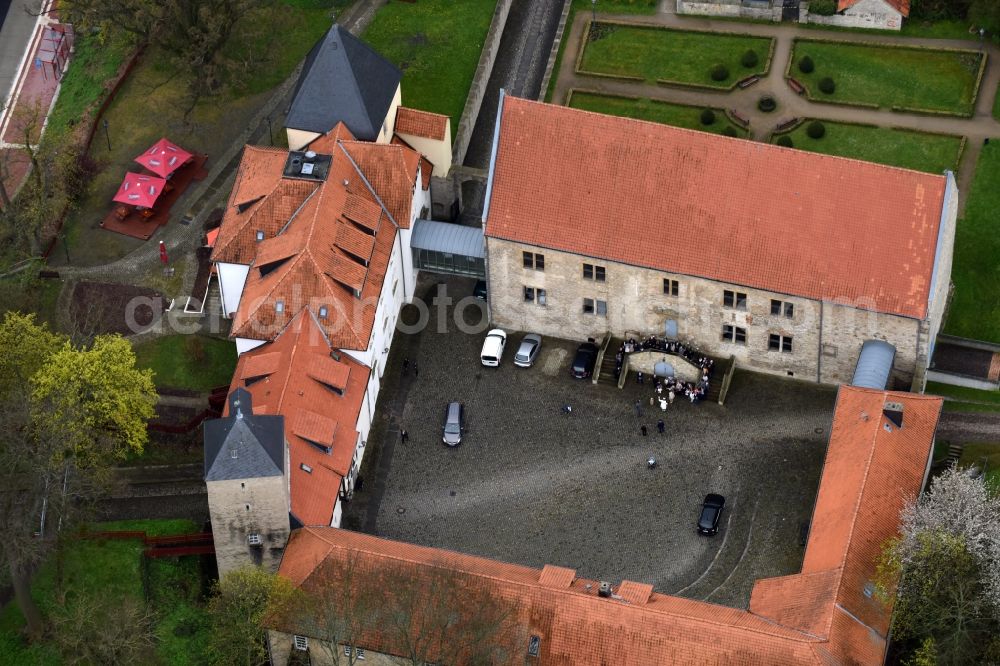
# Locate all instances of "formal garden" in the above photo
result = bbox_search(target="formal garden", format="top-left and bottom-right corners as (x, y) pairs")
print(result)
(789, 39), (986, 116)
(568, 91), (748, 137)
(770, 121), (964, 174)
(578, 23), (774, 88)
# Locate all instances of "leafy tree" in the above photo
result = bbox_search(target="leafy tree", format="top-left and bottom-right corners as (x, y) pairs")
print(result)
(777, 135), (794, 148)
(807, 121), (826, 139)
(877, 467), (1000, 665)
(710, 64), (729, 81)
(799, 55), (815, 74)
(207, 565), (302, 666)
(810, 0), (837, 15)
(0, 313), (156, 639)
(700, 109), (716, 126)
(970, 0), (1000, 32)
(818, 76), (836, 94)
(740, 49), (759, 68)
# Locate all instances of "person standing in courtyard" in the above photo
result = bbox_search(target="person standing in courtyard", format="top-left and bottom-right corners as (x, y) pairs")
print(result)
(657, 419), (665, 434)
(413, 360), (419, 378)
(641, 425), (648, 437)
(402, 358), (409, 375)
(634, 400), (642, 417)
(400, 428), (408, 444)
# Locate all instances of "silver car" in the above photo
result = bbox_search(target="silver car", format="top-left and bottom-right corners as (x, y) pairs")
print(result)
(514, 333), (542, 367)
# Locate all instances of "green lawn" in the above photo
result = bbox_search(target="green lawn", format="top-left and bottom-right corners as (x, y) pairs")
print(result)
(545, 0), (658, 102)
(993, 82), (1000, 121)
(0, 519), (210, 665)
(134, 334), (237, 391)
(791, 39), (983, 115)
(958, 443), (1000, 489)
(568, 91), (748, 137)
(772, 121), (962, 174)
(579, 24), (773, 87)
(946, 142), (1000, 342)
(927, 382), (1000, 413)
(362, 0), (497, 132)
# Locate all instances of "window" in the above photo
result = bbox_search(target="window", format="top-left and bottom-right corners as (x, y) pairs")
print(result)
(663, 279), (679, 297)
(596, 299), (607, 316)
(583, 263), (606, 281)
(245, 504), (251, 511)
(584, 298), (607, 315)
(275, 300), (284, 313)
(230, 449), (238, 459)
(523, 251), (544, 271)
(723, 290), (747, 310)
(822, 344), (838, 358)
(318, 305), (328, 318)
(528, 635), (541, 657)
(524, 287), (546, 306)
(300, 463), (312, 473)
(356, 648), (366, 660)
(583, 298), (594, 314)
(392, 280), (398, 295)
(770, 299), (794, 318)
(255, 230), (264, 241)
(768, 334), (793, 353)
(721, 325), (747, 345)
(247, 533), (262, 546)
(293, 635), (309, 651)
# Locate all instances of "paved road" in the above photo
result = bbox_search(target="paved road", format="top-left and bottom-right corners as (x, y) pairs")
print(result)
(0, 0), (41, 110)
(553, 11), (1000, 210)
(464, 0), (566, 169)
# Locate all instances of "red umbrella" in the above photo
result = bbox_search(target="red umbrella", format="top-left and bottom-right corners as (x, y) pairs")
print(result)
(135, 138), (193, 179)
(112, 172), (166, 208)
(159, 241), (169, 265)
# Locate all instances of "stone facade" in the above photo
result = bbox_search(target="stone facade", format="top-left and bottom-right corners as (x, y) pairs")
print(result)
(676, 0), (782, 21)
(486, 168), (957, 391)
(207, 473), (290, 577)
(268, 632), (403, 666)
(806, 0), (904, 30)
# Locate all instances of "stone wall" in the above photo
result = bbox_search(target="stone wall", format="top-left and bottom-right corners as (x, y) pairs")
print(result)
(485, 237), (938, 386)
(677, 0), (782, 21)
(452, 0), (515, 166)
(207, 474), (290, 578)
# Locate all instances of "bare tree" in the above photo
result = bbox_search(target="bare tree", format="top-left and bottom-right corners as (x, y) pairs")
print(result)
(50, 594), (156, 664)
(308, 553), (386, 666)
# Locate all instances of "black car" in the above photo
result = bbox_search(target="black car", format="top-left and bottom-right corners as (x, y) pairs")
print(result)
(473, 279), (487, 300)
(570, 342), (599, 379)
(697, 494), (726, 536)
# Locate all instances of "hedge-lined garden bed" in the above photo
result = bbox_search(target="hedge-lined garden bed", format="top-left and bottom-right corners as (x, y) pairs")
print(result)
(789, 39), (985, 116)
(567, 90), (748, 137)
(770, 120), (964, 174)
(578, 22), (774, 88)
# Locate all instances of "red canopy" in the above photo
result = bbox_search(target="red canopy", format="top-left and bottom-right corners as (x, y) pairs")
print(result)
(112, 172), (166, 208)
(134, 138), (192, 178)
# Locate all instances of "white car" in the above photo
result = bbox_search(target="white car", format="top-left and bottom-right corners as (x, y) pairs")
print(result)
(480, 329), (507, 367)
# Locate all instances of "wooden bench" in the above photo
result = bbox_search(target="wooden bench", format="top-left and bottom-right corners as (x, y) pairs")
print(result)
(787, 77), (805, 95)
(775, 117), (800, 132)
(737, 75), (760, 89)
(729, 110), (750, 128)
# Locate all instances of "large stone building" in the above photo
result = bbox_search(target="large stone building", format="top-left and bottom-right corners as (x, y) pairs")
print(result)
(266, 387), (943, 666)
(482, 95), (957, 390)
(676, 0), (909, 30)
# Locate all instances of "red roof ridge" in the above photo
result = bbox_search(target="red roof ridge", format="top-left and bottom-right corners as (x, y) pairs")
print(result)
(395, 106), (449, 141)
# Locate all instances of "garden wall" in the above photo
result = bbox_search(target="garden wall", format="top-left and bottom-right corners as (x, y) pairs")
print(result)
(452, 0), (514, 167)
(677, 0), (781, 21)
(805, 0), (903, 30)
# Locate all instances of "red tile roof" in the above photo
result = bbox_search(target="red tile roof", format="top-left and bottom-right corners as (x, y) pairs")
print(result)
(485, 97), (947, 319)
(229, 310), (369, 526)
(838, 0), (910, 16)
(395, 106), (449, 141)
(220, 133), (415, 349)
(275, 387), (942, 664)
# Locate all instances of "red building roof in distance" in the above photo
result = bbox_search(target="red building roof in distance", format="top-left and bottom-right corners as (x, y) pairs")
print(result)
(275, 387), (942, 664)
(395, 106), (449, 141)
(484, 96), (947, 319)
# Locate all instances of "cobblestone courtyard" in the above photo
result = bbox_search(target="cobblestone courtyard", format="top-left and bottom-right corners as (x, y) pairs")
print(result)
(363, 277), (837, 609)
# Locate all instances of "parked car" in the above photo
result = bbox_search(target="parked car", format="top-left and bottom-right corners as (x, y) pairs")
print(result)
(473, 279), (487, 300)
(514, 333), (542, 367)
(481, 329), (507, 366)
(442, 401), (465, 447)
(570, 342), (599, 379)
(697, 494), (726, 536)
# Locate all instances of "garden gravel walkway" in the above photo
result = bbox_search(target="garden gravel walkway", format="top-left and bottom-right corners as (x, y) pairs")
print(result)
(554, 11), (1000, 211)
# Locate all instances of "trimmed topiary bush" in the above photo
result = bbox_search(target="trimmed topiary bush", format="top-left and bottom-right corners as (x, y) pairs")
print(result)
(799, 55), (815, 74)
(710, 64), (729, 82)
(818, 77), (836, 94)
(741, 49), (759, 68)
(700, 109), (716, 126)
(757, 95), (777, 113)
(776, 135), (793, 148)
(722, 126), (739, 138)
(807, 121), (826, 139)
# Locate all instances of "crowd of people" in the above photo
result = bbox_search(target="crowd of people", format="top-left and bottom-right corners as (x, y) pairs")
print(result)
(615, 335), (715, 407)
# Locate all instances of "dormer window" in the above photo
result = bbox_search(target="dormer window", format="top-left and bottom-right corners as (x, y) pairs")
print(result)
(255, 230), (264, 241)
(275, 300), (284, 313)
(301, 463), (312, 473)
(319, 306), (328, 319)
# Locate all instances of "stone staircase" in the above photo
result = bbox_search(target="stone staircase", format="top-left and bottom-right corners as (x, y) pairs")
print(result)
(205, 279), (223, 318)
(597, 336), (624, 387)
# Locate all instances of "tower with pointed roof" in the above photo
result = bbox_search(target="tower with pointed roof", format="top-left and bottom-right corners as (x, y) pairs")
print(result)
(204, 388), (290, 576)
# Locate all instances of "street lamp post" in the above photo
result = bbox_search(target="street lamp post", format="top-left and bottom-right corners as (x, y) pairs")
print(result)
(592, 0), (597, 21)
(980, 27), (986, 51)
(102, 118), (111, 151)
(267, 115), (273, 146)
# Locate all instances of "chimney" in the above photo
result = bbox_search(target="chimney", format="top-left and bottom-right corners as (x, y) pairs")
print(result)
(883, 400), (904, 429)
(598, 581), (612, 598)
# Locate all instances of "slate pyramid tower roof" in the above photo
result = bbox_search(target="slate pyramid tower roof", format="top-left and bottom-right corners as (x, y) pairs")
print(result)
(204, 388), (285, 481)
(285, 24), (402, 141)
